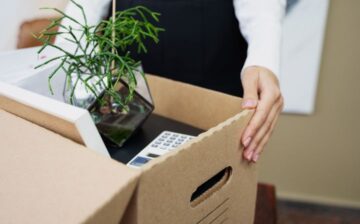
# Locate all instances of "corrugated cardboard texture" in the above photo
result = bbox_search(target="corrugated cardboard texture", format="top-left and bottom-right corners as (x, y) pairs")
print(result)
(0, 109), (139, 224)
(1, 75), (257, 223)
(147, 75), (243, 130)
(124, 111), (257, 224)
(0, 94), (83, 145)
(122, 76), (257, 224)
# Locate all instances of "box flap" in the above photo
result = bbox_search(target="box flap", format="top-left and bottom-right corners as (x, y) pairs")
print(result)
(134, 110), (257, 223)
(0, 81), (109, 157)
(146, 75), (243, 130)
(0, 110), (140, 224)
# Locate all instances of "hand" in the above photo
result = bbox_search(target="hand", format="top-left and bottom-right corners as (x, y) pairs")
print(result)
(240, 66), (284, 162)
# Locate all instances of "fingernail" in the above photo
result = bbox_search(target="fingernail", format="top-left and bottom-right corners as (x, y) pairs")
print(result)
(245, 150), (253, 161)
(242, 100), (257, 109)
(243, 137), (251, 147)
(252, 154), (259, 162)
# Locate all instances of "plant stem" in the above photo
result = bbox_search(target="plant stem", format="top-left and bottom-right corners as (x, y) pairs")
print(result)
(35, 1), (164, 108)
(112, 0), (116, 72)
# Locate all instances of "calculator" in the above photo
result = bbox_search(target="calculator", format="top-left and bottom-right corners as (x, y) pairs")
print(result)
(127, 131), (194, 168)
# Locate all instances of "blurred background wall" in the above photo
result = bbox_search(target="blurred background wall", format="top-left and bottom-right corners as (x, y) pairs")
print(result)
(0, 0), (67, 51)
(259, 0), (360, 208)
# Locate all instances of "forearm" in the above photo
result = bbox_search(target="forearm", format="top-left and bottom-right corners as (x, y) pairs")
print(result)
(233, 0), (286, 77)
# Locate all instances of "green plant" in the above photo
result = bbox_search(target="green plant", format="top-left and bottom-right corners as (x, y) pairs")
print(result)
(35, 0), (163, 108)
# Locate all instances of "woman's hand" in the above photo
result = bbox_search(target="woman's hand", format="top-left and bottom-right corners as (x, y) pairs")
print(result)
(241, 66), (284, 162)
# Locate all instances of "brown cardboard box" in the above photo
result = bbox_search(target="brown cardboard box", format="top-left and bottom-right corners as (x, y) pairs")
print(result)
(0, 109), (139, 223)
(0, 75), (257, 223)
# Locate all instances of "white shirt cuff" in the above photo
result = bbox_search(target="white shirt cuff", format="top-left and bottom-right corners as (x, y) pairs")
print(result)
(242, 22), (282, 79)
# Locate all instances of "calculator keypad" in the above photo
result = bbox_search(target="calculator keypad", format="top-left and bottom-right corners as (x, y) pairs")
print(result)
(127, 131), (195, 168)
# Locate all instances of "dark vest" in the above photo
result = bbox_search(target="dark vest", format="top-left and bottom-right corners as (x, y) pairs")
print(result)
(110, 0), (247, 96)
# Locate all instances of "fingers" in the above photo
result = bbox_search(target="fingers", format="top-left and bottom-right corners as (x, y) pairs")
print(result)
(242, 86), (277, 148)
(248, 98), (283, 162)
(243, 96), (281, 160)
(241, 67), (259, 109)
(252, 110), (280, 161)
(240, 66), (283, 163)
(240, 67), (260, 148)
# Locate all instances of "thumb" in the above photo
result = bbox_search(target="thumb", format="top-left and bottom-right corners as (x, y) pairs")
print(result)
(241, 67), (259, 109)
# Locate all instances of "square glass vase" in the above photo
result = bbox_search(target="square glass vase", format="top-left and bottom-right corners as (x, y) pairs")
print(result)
(64, 76), (154, 148)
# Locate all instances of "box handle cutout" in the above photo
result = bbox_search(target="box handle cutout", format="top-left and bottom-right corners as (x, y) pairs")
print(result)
(190, 167), (232, 207)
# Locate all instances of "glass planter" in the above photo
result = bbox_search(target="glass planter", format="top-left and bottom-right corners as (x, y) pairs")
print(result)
(63, 72), (154, 147)
(89, 83), (154, 147)
(17, 67), (153, 148)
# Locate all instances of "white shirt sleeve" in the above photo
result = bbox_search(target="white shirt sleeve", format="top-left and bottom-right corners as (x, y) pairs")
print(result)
(55, 0), (111, 44)
(233, 0), (286, 78)
(58, 0), (285, 78)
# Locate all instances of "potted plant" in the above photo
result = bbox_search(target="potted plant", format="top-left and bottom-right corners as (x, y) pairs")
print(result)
(35, 0), (163, 147)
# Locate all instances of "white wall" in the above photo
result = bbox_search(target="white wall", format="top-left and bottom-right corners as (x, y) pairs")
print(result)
(0, 0), (68, 51)
(280, 0), (329, 114)
(259, 0), (360, 208)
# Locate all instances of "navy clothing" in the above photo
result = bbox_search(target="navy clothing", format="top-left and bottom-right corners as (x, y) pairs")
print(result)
(111, 0), (247, 96)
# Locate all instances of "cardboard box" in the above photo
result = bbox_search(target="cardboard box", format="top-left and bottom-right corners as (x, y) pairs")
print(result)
(0, 75), (257, 223)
